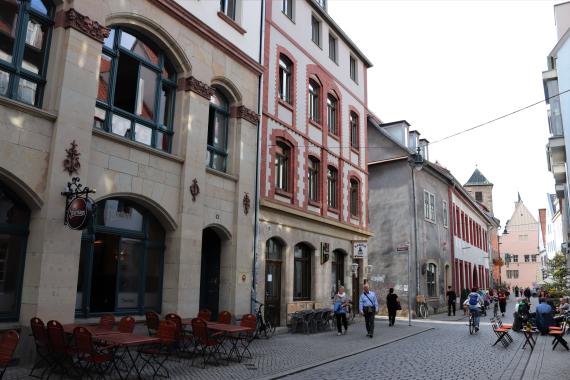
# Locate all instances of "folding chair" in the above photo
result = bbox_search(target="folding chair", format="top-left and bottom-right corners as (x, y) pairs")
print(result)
(191, 318), (224, 368)
(145, 311), (160, 336)
(46, 320), (79, 378)
(198, 309), (212, 322)
(74, 327), (115, 379)
(118, 316), (136, 334)
(493, 318), (513, 343)
(165, 313), (194, 352)
(138, 320), (177, 379)
(0, 330), (19, 380)
(29, 317), (52, 379)
(218, 311), (232, 324)
(238, 314), (256, 361)
(549, 319), (569, 351)
(490, 318), (511, 348)
(98, 314), (116, 332)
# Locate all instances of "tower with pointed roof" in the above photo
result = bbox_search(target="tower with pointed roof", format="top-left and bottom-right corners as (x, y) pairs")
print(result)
(464, 168), (494, 214)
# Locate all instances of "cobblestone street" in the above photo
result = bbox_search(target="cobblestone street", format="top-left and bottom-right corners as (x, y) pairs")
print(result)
(4, 298), (567, 380)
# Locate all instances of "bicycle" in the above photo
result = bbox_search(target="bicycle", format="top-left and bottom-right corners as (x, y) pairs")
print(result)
(252, 300), (276, 339)
(415, 295), (429, 319)
(468, 310), (476, 335)
(493, 299), (499, 318)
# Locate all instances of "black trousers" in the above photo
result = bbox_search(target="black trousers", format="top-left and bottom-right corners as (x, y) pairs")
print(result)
(364, 311), (375, 335)
(335, 313), (348, 333)
(448, 301), (456, 316)
(499, 302), (506, 313)
(388, 308), (397, 325)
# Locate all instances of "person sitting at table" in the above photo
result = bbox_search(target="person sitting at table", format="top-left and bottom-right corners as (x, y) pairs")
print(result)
(535, 299), (555, 334)
(555, 297), (570, 324)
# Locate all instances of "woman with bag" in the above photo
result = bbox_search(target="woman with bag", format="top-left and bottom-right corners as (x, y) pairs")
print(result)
(333, 286), (350, 336)
(386, 288), (400, 326)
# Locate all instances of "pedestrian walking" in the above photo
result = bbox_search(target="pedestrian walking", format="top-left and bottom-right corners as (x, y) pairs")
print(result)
(333, 286), (350, 336)
(523, 287), (531, 302)
(498, 289), (507, 317)
(446, 286), (456, 316)
(386, 288), (399, 326)
(514, 285), (519, 298)
(359, 283), (379, 338)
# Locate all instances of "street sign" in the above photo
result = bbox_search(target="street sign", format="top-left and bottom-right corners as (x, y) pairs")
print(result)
(353, 241), (367, 258)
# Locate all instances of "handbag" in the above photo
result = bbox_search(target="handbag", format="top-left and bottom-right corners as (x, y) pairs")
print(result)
(363, 292), (376, 314)
(396, 301), (402, 310)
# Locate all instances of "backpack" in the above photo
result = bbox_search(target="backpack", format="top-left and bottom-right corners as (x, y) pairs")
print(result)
(469, 293), (479, 306)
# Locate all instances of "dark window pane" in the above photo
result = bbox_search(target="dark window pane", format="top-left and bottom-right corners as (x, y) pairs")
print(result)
(136, 66), (157, 120)
(111, 113), (132, 138)
(158, 85), (173, 126)
(120, 31), (159, 66)
(96, 199), (144, 231)
(0, 70), (8, 96)
(76, 240), (89, 310)
(114, 53), (138, 113)
(97, 54), (112, 102)
(135, 123), (152, 146)
(0, 188), (28, 225)
(16, 77), (37, 105)
(145, 247), (162, 309)
(266, 239), (282, 261)
(117, 238), (142, 309)
(148, 217), (165, 241)
(0, 0), (19, 64)
(30, 0), (49, 15)
(0, 234), (24, 314)
(155, 131), (170, 152)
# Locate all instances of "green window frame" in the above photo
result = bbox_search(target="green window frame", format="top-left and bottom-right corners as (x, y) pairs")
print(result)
(207, 89), (230, 172)
(76, 199), (165, 318)
(0, 0), (54, 107)
(95, 27), (177, 152)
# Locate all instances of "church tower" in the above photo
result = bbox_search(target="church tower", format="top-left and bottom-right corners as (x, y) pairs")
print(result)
(464, 168), (494, 214)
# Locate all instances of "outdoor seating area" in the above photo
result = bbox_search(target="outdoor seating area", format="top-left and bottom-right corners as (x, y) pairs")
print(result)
(26, 309), (257, 379)
(288, 308), (334, 334)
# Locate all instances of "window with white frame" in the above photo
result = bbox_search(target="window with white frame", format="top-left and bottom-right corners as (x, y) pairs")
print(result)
(328, 34), (337, 63)
(311, 16), (320, 46)
(220, 0), (237, 20)
(442, 201), (448, 228)
(507, 270), (519, 279)
(512, 255), (519, 263)
(282, 0), (293, 20)
(424, 191), (436, 223)
(350, 55), (358, 82)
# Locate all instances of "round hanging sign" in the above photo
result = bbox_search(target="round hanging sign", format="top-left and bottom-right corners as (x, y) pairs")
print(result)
(66, 197), (93, 230)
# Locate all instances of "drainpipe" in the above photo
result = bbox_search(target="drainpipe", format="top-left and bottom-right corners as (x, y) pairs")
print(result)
(251, 0), (265, 314)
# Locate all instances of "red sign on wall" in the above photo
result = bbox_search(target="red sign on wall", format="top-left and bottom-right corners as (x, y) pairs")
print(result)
(66, 197), (93, 230)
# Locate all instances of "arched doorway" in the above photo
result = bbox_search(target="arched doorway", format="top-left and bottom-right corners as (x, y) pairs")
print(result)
(0, 181), (30, 321)
(199, 227), (223, 318)
(265, 238), (283, 326)
(293, 243), (312, 301)
(76, 198), (165, 316)
(331, 249), (346, 297)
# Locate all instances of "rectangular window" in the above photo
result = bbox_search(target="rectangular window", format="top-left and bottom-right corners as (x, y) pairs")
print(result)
(350, 180), (359, 217)
(279, 55), (292, 104)
(282, 0), (293, 19)
(505, 253), (511, 263)
(327, 167), (338, 209)
(532, 255), (537, 262)
(350, 112), (359, 149)
(311, 16), (320, 46)
(350, 55), (358, 82)
(308, 158), (319, 202)
(328, 34), (337, 62)
(442, 201), (448, 228)
(220, 0), (237, 20)
(275, 142), (290, 192)
(327, 95), (337, 135)
(308, 80), (320, 123)
(475, 192), (483, 202)
(424, 191), (436, 223)
(524, 255), (530, 263)
(512, 255), (518, 263)
(426, 264), (436, 297)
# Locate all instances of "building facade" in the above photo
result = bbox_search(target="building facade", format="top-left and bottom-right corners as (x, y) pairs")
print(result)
(256, 0), (372, 326)
(0, 0), (265, 357)
(500, 196), (541, 289)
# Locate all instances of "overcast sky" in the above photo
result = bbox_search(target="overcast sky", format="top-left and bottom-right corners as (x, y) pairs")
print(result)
(328, 0), (558, 227)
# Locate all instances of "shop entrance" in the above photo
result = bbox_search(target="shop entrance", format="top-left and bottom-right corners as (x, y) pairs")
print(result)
(265, 238), (283, 326)
(199, 227), (222, 318)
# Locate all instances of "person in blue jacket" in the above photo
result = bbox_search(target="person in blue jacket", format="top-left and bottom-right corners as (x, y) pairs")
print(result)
(333, 286), (350, 336)
(359, 283), (379, 338)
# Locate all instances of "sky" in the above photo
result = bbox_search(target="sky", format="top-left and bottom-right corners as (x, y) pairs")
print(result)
(328, 0), (558, 227)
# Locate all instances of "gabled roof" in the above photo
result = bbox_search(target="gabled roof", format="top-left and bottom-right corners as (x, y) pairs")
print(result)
(464, 168), (493, 186)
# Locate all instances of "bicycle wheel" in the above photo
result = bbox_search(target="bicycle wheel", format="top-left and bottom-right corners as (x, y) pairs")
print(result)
(265, 320), (276, 338)
(493, 303), (498, 318)
(420, 304), (428, 319)
(469, 314), (475, 335)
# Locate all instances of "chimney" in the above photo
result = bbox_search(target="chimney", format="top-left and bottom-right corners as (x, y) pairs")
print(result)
(419, 138), (429, 161)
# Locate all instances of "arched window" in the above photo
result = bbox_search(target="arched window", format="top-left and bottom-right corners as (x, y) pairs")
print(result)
(275, 140), (291, 192)
(350, 178), (359, 217)
(308, 156), (319, 202)
(207, 89), (230, 172)
(278, 54), (292, 103)
(76, 198), (165, 316)
(427, 263), (437, 297)
(294, 243), (311, 300)
(0, 182), (30, 321)
(350, 112), (359, 149)
(95, 27), (177, 152)
(327, 166), (338, 209)
(327, 94), (338, 135)
(0, 0), (54, 106)
(308, 79), (320, 123)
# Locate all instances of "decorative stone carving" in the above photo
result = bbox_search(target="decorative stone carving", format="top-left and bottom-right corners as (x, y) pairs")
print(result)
(63, 140), (81, 176)
(185, 77), (215, 99)
(237, 105), (259, 125)
(60, 8), (110, 43)
(243, 192), (251, 215)
(190, 178), (200, 202)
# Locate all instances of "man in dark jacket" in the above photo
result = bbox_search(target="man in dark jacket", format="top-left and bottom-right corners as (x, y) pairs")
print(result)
(524, 287), (531, 301)
(446, 286), (456, 316)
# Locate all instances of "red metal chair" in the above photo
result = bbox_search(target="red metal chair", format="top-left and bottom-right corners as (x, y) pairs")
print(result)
(239, 314), (257, 360)
(218, 311), (232, 324)
(74, 326), (115, 379)
(198, 309), (212, 322)
(98, 314), (116, 332)
(46, 320), (79, 378)
(145, 311), (160, 336)
(118, 316), (136, 334)
(191, 318), (224, 368)
(165, 313), (193, 352)
(138, 320), (177, 378)
(29, 317), (52, 379)
(0, 330), (19, 380)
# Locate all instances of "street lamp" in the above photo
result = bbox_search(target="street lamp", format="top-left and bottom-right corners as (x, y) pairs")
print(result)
(408, 147), (425, 326)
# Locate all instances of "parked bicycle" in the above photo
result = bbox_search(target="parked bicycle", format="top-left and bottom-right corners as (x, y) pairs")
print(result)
(252, 300), (276, 339)
(415, 295), (429, 319)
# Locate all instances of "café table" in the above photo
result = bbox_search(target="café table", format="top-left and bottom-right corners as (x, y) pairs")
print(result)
(207, 323), (254, 362)
(62, 323), (122, 336)
(95, 333), (160, 380)
(522, 328), (539, 350)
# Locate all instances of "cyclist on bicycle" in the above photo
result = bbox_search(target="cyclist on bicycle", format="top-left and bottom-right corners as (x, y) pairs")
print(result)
(463, 287), (483, 332)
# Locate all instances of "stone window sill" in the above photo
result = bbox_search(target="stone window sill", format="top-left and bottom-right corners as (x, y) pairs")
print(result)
(0, 96), (57, 121)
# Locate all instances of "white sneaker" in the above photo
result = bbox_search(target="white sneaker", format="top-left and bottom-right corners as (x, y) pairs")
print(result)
(337, 332), (341, 336)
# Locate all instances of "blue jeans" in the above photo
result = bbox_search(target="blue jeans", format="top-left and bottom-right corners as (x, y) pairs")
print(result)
(469, 306), (480, 327)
